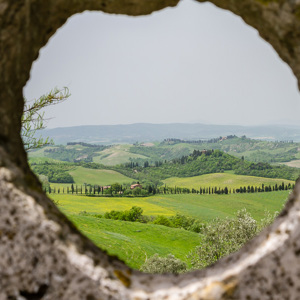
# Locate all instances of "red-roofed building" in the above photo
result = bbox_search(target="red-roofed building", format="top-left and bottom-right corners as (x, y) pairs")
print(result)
(130, 183), (142, 190)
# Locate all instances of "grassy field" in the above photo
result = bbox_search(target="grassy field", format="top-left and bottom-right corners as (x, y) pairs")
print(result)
(49, 167), (135, 191)
(28, 156), (62, 164)
(28, 146), (58, 158)
(281, 160), (300, 168)
(53, 193), (174, 216)
(163, 173), (295, 190)
(52, 191), (289, 222)
(51, 190), (290, 269)
(68, 214), (201, 269)
(69, 166), (134, 185)
(93, 144), (147, 165)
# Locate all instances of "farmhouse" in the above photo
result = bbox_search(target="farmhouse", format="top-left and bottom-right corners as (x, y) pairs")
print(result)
(130, 183), (142, 190)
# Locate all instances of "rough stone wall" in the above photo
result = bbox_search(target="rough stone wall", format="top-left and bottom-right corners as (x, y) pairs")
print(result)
(1, 0), (300, 299)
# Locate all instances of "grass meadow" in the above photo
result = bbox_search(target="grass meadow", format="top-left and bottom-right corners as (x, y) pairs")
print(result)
(51, 188), (290, 269)
(52, 191), (289, 222)
(68, 214), (201, 269)
(163, 172), (294, 190)
(93, 144), (147, 165)
(69, 166), (134, 185)
(281, 160), (300, 168)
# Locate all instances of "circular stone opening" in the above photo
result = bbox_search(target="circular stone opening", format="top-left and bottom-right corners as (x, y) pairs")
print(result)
(1, 0), (300, 299)
(23, 0), (300, 274)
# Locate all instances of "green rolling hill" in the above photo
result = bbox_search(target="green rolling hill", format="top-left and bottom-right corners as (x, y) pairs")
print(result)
(163, 172), (294, 190)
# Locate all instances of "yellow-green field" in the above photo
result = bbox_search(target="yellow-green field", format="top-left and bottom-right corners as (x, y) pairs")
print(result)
(93, 144), (147, 165)
(52, 191), (289, 222)
(51, 190), (290, 269)
(69, 166), (134, 185)
(52, 193), (174, 217)
(48, 166), (135, 190)
(163, 173), (294, 190)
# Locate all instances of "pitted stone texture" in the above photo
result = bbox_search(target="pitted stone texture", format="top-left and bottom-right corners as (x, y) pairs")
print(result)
(0, 149), (132, 300)
(1, 0), (300, 299)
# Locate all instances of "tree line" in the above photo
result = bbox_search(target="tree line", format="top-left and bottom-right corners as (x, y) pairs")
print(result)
(163, 135), (238, 145)
(112, 149), (299, 186)
(46, 183), (154, 197)
(160, 182), (294, 195)
(45, 181), (294, 196)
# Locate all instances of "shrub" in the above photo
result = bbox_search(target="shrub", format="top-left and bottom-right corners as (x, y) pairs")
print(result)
(104, 210), (123, 220)
(104, 206), (143, 222)
(153, 216), (174, 227)
(140, 254), (187, 274)
(125, 206), (143, 222)
(189, 220), (206, 233)
(169, 214), (192, 229)
(169, 213), (205, 233)
(137, 215), (155, 224)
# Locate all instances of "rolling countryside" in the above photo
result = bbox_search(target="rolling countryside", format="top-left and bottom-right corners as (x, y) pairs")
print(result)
(29, 135), (299, 271)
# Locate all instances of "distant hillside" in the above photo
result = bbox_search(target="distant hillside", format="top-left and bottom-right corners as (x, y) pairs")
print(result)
(109, 149), (300, 185)
(29, 135), (300, 166)
(39, 123), (300, 144)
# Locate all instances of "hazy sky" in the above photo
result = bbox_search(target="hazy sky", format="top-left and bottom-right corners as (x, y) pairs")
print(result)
(24, 0), (300, 128)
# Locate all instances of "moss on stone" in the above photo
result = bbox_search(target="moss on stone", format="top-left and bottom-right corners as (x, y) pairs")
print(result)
(295, 7), (300, 20)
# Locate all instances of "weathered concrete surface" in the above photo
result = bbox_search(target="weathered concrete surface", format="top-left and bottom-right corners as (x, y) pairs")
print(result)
(1, 0), (300, 299)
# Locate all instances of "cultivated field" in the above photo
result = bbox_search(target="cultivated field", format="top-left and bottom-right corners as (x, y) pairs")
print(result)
(68, 166), (134, 185)
(51, 191), (289, 268)
(52, 191), (289, 223)
(163, 172), (295, 190)
(281, 159), (300, 168)
(93, 144), (147, 165)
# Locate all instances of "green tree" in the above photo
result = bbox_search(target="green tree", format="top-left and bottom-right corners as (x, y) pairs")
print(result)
(126, 206), (143, 221)
(188, 209), (258, 269)
(22, 87), (70, 150)
(111, 183), (122, 193)
(132, 187), (142, 196)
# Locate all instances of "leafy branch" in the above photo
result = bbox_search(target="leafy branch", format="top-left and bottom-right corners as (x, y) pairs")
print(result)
(22, 87), (70, 150)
